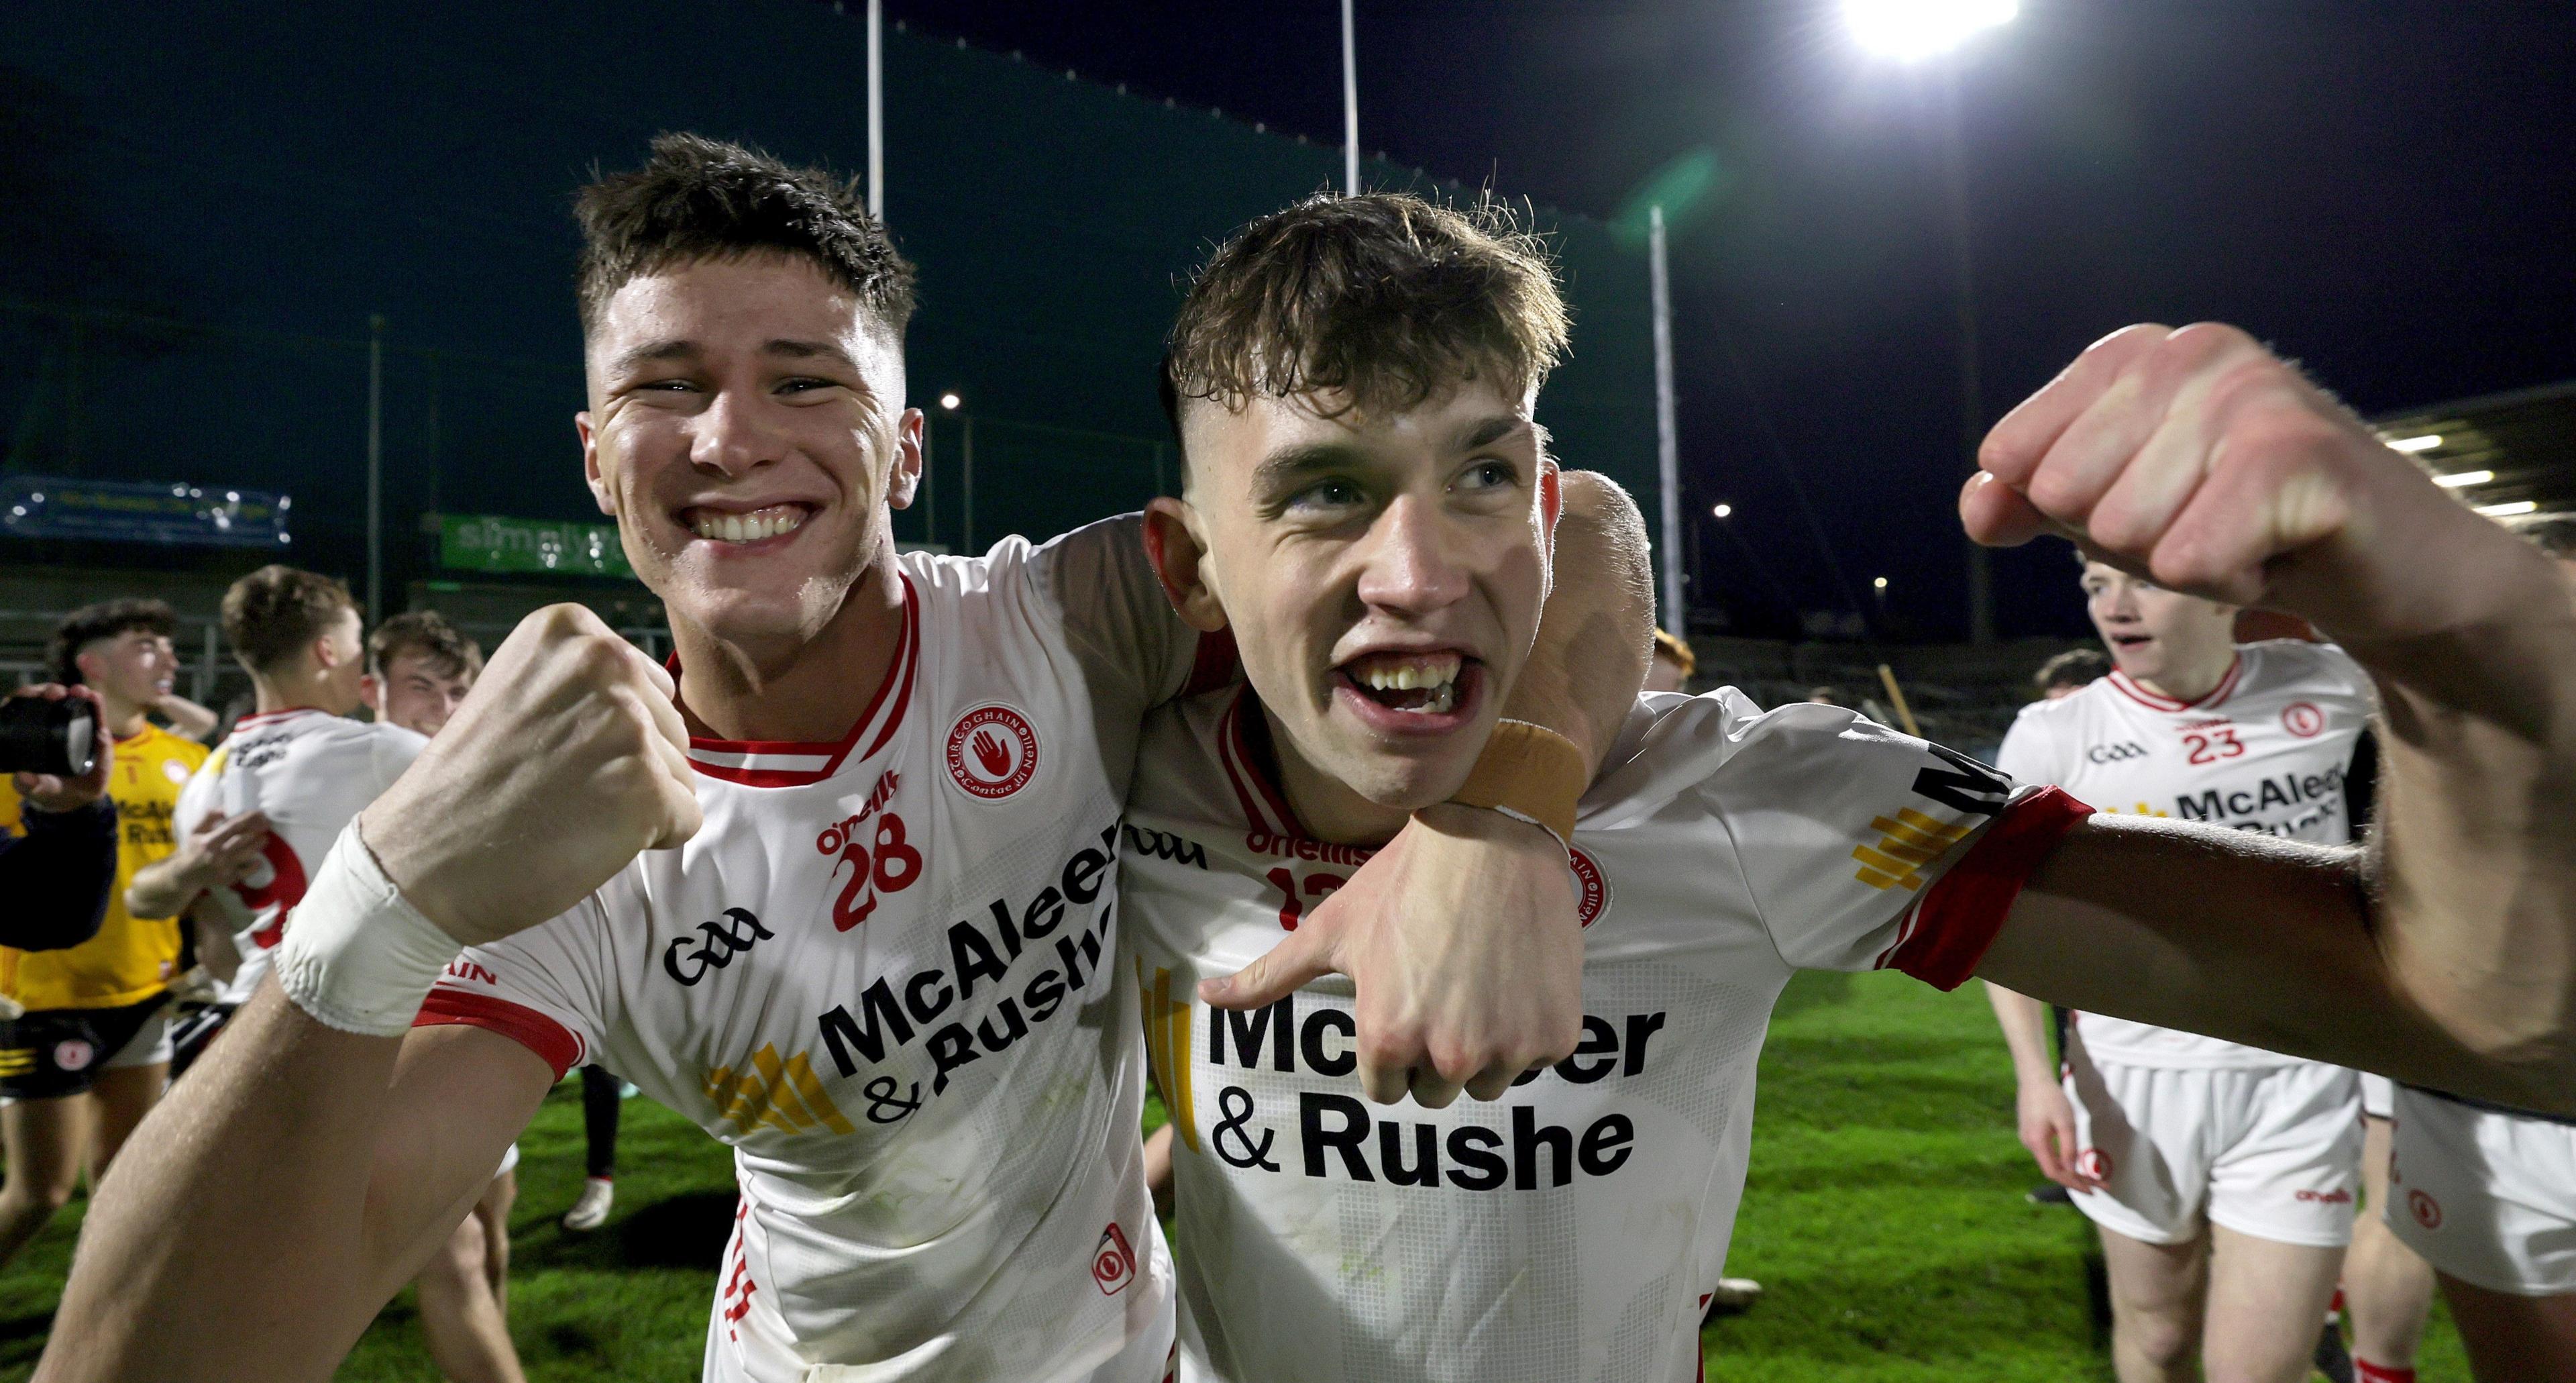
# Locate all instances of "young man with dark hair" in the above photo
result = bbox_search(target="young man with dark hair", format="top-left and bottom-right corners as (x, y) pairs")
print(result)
(1113, 193), (2576, 1382)
(44, 137), (1610, 1383)
(0, 601), (213, 1270)
(364, 611), (484, 739)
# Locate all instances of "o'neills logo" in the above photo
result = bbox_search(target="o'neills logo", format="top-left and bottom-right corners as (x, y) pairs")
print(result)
(1091, 1223), (1136, 1294)
(947, 703), (1039, 800)
(1570, 848), (1609, 928)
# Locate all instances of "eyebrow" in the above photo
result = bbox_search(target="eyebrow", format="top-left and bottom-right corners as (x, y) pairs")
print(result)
(1250, 443), (1369, 493)
(1458, 415), (1532, 451)
(607, 338), (860, 377)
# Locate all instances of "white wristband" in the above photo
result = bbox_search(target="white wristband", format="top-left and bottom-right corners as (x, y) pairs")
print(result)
(272, 821), (464, 1037)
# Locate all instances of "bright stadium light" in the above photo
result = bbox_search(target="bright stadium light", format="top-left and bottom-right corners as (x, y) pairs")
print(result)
(2475, 500), (2538, 517)
(939, 392), (962, 411)
(1872, 576), (1890, 591)
(1712, 502), (1733, 519)
(2433, 469), (2494, 489)
(1843, 0), (2019, 62)
(2387, 433), (2443, 453)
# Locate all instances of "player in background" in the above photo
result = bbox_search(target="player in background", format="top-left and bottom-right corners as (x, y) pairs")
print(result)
(42, 136), (1619, 1383)
(128, 568), (427, 1021)
(1121, 195), (2576, 1382)
(557, 1064), (629, 1231)
(1985, 559), (2376, 1383)
(364, 611), (482, 737)
(2379, 513), (2576, 1383)
(1643, 627), (1694, 694)
(361, 610), (529, 1383)
(0, 600), (211, 1270)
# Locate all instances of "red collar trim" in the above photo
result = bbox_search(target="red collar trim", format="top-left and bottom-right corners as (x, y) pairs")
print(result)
(682, 574), (920, 788)
(1216, 690), (1307, 839)
(233, 707), (331, 727)
(2108, 654), (2242, 713)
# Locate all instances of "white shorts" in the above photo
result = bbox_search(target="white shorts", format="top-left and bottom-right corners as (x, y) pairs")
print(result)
(2387, 1085), (2576, 1296)
(2361, 1073), (2394, 1121)
(105, 1007), (172, 1069)
(2064, 1050), (2361, 1248)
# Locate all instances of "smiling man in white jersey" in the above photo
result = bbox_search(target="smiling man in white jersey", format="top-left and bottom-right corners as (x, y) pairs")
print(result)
(40, 138), (1613, 1383)
(1986, 561), (2375, 1383)
(1116, 195), (2576, 1383)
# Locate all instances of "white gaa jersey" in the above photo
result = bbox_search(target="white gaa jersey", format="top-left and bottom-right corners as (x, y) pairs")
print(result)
(174, 709), (427, 1005)
(1996, 640), (2372, 1069)
(418, 521), (1222, 1383)
(1122, 688), (2090, 1383)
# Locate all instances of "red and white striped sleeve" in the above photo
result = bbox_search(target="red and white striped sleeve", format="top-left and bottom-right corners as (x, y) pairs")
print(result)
(412, 896), (613, 1080)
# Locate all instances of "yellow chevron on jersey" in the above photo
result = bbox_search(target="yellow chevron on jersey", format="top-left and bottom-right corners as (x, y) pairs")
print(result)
(0, 722), (209, 1011)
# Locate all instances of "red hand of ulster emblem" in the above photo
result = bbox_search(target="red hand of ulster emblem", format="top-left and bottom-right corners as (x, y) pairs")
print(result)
(972, 728), (1011, 776)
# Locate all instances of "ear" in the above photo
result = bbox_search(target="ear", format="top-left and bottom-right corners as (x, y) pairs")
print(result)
(885, 407), (924, 511)
(1534, 459), (1564, 598)
(358, 672), (382, 714)
(1140, 497), (1229, 634)
(578, 411), (616, 517)
(71, 648), (105, 686)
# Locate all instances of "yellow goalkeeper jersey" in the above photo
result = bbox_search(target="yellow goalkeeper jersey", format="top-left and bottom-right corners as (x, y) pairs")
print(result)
(0, 721), (209, 1011)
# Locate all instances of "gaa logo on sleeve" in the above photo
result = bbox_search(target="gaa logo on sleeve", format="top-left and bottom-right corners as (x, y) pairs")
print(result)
(945, 703), (1040, 801)
(1091, 1221), (1137, 1294)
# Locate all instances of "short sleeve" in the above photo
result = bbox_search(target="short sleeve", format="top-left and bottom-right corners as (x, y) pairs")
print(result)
(1994, 707), (2065, 787)
(413, 897), (612, 1080)
(1701, 703), (2091, 990)
(1028, 515), (1225, 724)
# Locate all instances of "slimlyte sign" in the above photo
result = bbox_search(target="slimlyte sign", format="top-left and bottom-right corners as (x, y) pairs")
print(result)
(439, 513), (633, 578)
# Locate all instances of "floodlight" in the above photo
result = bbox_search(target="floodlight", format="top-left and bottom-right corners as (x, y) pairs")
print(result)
(1843, 0), (2018, 61)
(2387, 434), (2442, 454)
(2475, 501), (2538, 517)
(1872, 576), (1889, 590)
(939, 392), (963, 411)
(2432, 470), (2493, 489)
(1712, 503), (1733, 519)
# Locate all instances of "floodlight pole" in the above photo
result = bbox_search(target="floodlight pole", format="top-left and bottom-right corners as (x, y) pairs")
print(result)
(1648, 205), (1684, 634)
(366, 313), (384, 626)
(1341, 0), (1360, 195)
(1935, 70), (1994, 644)
(867, 0), (884, 219)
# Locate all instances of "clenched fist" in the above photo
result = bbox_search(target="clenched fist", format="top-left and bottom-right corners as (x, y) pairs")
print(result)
(359, 604), (700, 944)
(1964, 323), (2521, 645)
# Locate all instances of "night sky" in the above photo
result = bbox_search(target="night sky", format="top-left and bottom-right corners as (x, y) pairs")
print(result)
(883, 0), (2576, 639)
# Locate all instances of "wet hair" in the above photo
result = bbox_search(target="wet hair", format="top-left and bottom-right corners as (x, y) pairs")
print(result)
(368, 610), (483, 682)
(50, 599), (178, 686)
(1161, 192), (1568, 452)
(575, 133), (916, 342)
(220, 566), (355, 676)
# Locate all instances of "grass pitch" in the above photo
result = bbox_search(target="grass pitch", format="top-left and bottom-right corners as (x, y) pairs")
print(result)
(1, 970), (2469, 1379)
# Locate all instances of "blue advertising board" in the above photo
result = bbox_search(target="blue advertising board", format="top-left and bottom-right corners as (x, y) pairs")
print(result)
(1, 475), (292, 548)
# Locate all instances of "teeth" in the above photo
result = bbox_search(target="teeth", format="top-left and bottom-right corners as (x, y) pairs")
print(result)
(1356, 654), (1461, 694)
(690, 506), (807, 544)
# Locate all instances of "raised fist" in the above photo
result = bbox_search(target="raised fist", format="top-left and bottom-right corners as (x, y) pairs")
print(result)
(359, 604), (700, 944)
(1964, 323), (2506, 642)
